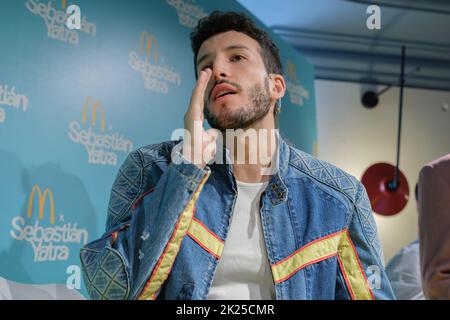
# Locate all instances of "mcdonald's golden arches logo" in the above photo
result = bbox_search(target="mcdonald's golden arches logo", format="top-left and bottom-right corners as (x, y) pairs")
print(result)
(82, 96), (105, 132)
(286, 60), (299, 83)
(140, 32), (159, 64)
(27, 185), (55, 225)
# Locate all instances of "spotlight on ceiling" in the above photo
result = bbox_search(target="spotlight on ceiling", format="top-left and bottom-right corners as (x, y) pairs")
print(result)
(361, 91), (379, 109)
(361, 66), (420, 109)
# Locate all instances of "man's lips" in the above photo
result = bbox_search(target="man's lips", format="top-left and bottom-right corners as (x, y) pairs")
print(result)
(214, 93), (237, 104)
(210, 83), (238, 102)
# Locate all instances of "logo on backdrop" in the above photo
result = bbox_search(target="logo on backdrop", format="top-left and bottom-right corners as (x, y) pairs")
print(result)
(25, 0), (96, 45)
(166, 0), (207, 28)
(0, 84), (29, 124)
(128, 32), (182, 94)
(285, 60), (310, 106)
(68, 96), (134, 166)
(9, 185), (89, 263)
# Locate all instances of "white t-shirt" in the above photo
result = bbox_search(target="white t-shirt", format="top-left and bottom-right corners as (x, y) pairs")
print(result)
(207, 179), (276, 300)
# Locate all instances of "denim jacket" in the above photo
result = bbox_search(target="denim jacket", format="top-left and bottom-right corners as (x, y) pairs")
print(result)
(80, 136), (395, 300)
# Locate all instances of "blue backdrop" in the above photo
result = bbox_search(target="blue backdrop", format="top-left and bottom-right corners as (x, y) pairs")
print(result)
(0, 0), (316, 299)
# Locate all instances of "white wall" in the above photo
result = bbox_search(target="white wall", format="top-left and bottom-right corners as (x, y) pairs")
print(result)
(315, 79), (450, 262)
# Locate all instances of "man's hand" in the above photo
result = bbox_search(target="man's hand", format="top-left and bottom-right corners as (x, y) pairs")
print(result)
(183, 68), (219, 169)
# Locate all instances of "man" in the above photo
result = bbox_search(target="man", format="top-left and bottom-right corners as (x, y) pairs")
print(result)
(419, 153), (450, 299)
(80, 11), (394, 300)
(386, 184), (425, 300)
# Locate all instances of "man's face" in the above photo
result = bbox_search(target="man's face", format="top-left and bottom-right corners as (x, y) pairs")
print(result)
(196, 31), (273, 131)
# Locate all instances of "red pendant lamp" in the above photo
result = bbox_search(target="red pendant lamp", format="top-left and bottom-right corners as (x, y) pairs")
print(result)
(361, 46), (411, 216)
(361, 163), (409, 216)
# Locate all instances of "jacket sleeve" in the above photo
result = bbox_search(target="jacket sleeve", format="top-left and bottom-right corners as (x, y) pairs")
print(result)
(419, 160), (450, 300)
(336, 181), (396, 300)
(79, 145), (210, 300)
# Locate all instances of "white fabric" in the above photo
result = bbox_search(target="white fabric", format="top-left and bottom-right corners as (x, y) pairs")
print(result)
(385, 239), (425, 300)
(207, 179), (275, 300)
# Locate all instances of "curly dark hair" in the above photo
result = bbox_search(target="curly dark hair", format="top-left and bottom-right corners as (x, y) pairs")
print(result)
(190, 11), (283, 115)
(190, 11), (282, 77)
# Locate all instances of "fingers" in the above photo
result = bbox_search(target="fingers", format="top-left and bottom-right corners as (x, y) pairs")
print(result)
(188, 68), (212, 120)
(183, 68), (212, 166)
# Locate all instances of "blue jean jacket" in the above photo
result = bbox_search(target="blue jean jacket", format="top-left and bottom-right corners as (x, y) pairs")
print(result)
(80, 136), (395, 300)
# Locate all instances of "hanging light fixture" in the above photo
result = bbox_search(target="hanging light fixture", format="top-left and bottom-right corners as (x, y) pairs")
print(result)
(361, 46), (412, 216)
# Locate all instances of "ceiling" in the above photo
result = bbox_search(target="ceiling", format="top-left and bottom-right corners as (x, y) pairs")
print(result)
(237, 0), (450, 91)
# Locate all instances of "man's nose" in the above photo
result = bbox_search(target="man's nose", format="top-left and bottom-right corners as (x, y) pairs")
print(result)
(211, 60), (228, 80)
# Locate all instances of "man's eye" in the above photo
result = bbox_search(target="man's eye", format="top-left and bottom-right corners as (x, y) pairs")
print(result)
(201, 64), (211, 70)
(230, 55), (244, 62)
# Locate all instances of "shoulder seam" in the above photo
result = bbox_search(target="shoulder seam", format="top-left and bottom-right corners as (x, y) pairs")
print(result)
(288, 146), (359, 206)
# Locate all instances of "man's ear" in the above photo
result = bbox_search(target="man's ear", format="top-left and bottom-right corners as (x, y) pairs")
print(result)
(269, 74), (286, 101)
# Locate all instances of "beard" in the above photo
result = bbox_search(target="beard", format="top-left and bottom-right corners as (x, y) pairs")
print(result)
(204, 77), (271, 131)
